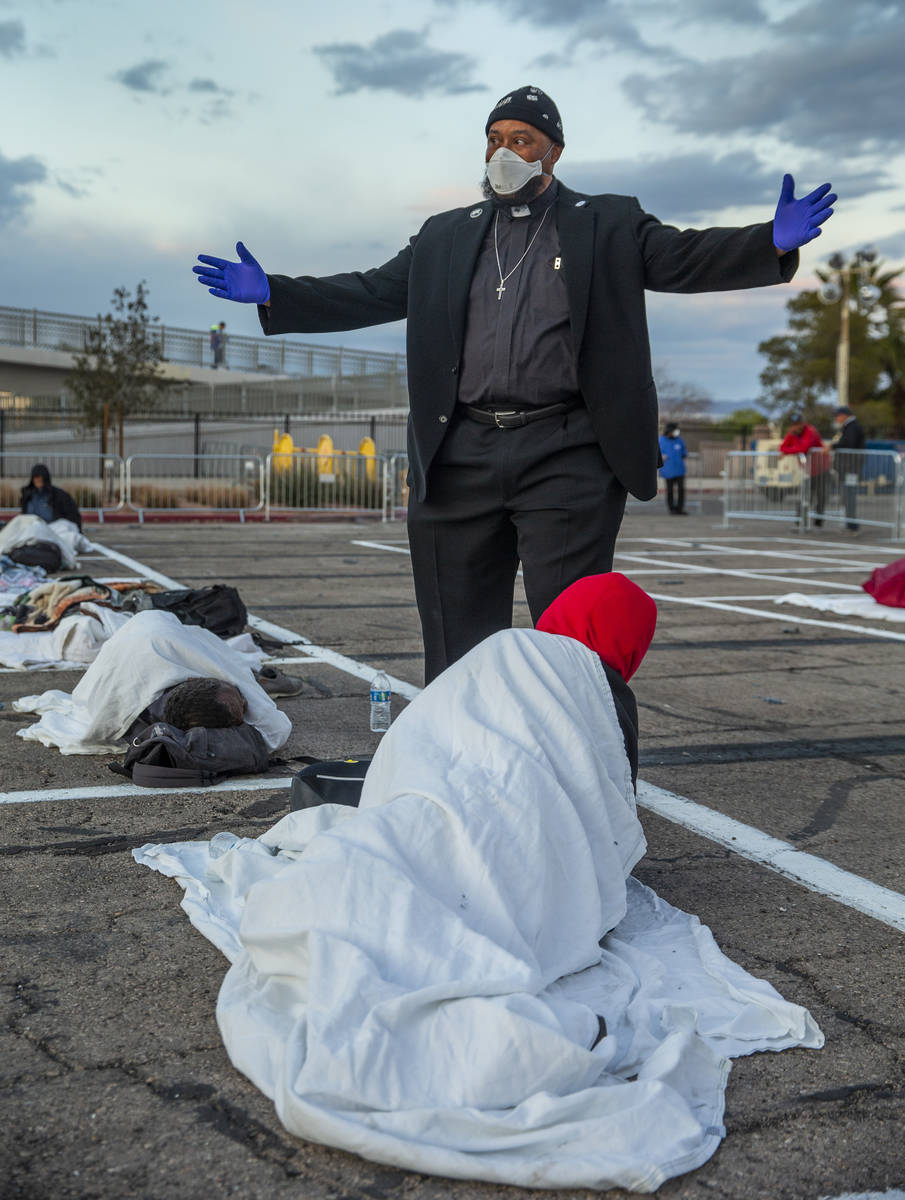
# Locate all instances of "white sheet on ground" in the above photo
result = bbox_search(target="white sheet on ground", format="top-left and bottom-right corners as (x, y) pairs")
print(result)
(0, 514), (90, 567)
(0, 602), (131, 668)
(134, 628), (822, 1192)
(13, 609), (288, 753)
(774, 591), (905, 622)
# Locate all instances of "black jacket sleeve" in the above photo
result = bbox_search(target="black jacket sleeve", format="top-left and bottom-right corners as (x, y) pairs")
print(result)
(258, 239), (415, 336)
(632, 202), (798, 294)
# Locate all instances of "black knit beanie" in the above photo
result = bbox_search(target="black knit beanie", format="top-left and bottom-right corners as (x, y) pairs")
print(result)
(485, 85), (564, 146)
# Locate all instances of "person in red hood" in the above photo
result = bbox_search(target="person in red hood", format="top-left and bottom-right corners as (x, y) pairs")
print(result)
(779, 413), (830, 526)
(536, 572), (656, 789)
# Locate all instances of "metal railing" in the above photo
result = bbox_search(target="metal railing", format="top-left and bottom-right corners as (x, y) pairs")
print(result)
(0, 303), (408, 391)
(805, 447), (905, 537)
(125, 453), (265, 521)
(723, 447), (905, 537)
(384, 453), (410, 521)
(0, 451), (125, 518)
(722, 450), (808, 527)
(265, 448), (385, 518)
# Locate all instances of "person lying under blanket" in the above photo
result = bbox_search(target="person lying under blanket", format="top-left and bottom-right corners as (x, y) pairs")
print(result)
(135, 573), (822, 1192)
(13, 608), (291, 755)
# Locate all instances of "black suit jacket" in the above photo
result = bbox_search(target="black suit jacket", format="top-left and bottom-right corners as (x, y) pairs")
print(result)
(261, 182), (798, 501)
(834, 417), (866, 451)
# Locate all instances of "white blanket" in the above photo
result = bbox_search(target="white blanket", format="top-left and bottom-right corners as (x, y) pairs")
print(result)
(0, 514), (90, 568)
(774, 591), (905, 622)
(0, 602), (131, 669)
(13, 609), (288, 753)
(134, 629), (822, 1192)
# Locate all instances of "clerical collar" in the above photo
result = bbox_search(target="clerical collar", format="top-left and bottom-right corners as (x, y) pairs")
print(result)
(494, 178), (560, 220)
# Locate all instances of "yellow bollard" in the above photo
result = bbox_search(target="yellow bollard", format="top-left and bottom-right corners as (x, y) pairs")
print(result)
(272, 430), (295, 473)
(317, 434), (335, 482)
(359, 436), (376, 483)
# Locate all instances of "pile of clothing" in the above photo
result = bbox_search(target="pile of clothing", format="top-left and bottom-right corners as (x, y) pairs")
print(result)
(0, 575), (248, 671)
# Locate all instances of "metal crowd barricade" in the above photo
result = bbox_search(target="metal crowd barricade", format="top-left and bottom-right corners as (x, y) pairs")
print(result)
(722, 450), (808, 528)
(0, 450), (125, 520)
(805, 447), (905, 537)
(265, 448), (385, 518)
(125, 453), (264, 522)
(383, 452), (410, 522)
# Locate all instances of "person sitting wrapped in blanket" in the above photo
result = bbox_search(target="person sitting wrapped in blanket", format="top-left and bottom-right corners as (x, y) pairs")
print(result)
(135, 572), (821, 1193)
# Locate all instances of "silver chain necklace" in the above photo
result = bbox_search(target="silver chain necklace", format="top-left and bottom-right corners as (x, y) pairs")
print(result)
(493, 206), (552, 301)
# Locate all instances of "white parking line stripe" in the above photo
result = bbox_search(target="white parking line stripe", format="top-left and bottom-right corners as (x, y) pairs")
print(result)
(693, 543), (886, 569)
(616, 551), (863, 591)
(637, 781), (905, 933)
(645, 592), (905, 642)
(0, 777), (293, 805)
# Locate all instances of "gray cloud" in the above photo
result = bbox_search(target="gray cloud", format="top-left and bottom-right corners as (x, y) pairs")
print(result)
(313, 29), (485, 97)
(624, 2), (905, 155)
(188, 78), (233, 96)
(562, 152), (891, 223)
(0, 149), (47, 228)
(0, 17), (24, 56)
(114, 58), (170, 95)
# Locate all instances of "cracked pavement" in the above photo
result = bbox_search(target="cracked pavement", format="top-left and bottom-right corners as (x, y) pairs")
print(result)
(1, 508), (903, 1199)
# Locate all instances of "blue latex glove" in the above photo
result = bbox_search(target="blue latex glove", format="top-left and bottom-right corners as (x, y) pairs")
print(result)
(773, 174), (836, 252)
(193, 241), (270, 303)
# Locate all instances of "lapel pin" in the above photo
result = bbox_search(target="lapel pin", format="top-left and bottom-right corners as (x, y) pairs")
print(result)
(469, 208), (484, 218)
(574, 199), (587, 207)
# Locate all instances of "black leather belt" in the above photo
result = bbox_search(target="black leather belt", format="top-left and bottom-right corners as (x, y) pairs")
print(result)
(457, 401), (576, 429)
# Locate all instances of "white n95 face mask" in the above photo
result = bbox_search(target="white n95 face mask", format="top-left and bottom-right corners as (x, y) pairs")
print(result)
(485, 144), (554, 195)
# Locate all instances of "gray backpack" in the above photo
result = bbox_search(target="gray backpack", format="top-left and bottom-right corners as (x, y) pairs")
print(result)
(111, 720), (271, 787)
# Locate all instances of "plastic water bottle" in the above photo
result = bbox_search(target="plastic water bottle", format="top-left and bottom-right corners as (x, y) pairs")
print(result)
(369, 671), (392, 733)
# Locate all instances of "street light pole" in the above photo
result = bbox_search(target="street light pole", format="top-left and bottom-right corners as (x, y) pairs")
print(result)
(821, 248), (878, 410)
(836, 265), (850, 409)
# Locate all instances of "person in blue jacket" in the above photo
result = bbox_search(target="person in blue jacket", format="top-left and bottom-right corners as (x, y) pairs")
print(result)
(658, 423), (687, 514)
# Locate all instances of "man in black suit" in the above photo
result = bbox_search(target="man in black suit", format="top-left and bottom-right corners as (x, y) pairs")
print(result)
(194, 85), (836, 682)
(830, 405), (866, 530)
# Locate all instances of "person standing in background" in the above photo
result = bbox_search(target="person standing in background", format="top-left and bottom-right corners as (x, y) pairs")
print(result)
(780, 413), (829, 526)
(658, 422), (688, 515)
(830, 405), (866, 531)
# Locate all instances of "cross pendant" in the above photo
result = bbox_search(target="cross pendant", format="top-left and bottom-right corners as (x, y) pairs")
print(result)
(496, 281), (506, 300)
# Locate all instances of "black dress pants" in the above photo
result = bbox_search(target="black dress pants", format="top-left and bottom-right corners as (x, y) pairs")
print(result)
(407, 405), (627, 684)
(666, 476), (685, 513)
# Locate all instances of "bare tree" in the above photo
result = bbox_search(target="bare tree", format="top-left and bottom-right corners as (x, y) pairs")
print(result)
(654, 364), (713, 421)
(66, 282), (170, 456)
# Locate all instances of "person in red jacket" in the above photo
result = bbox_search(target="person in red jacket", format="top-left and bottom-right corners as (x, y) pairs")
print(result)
(779, 413), (829, 526)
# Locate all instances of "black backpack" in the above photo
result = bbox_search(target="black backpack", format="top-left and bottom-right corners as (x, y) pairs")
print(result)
(111, 720), (271, 787)
(9, 542), (63, 572)
(149, 585), (248, 638)
(289, 758), (372, 811)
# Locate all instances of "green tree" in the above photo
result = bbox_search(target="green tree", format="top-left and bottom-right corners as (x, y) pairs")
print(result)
(757, 258), (905, 436)
(66, 281), (169, 456)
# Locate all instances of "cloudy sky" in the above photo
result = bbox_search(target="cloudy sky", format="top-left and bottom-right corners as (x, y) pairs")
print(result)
(3, 0), (904, 404)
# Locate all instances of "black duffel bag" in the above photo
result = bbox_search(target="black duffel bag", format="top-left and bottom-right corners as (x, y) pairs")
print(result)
(149, 584), (247, 638)
(289, 758), (372, 811)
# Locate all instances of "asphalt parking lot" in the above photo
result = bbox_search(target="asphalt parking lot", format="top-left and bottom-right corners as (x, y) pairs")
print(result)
(1, 503), (903, 1200)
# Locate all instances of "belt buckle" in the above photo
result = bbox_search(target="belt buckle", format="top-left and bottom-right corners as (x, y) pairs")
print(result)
(493, 410), (517, 429)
